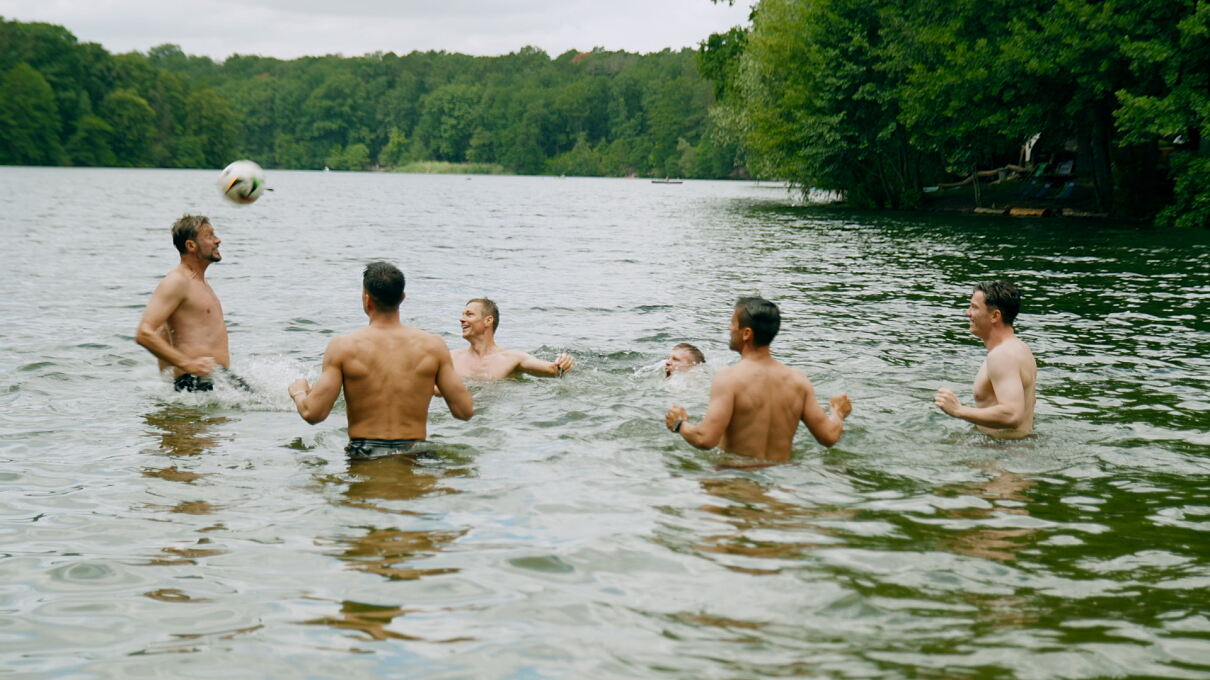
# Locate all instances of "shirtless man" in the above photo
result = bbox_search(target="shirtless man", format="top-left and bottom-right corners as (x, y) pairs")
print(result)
(935, 281), (1036, 438)
(665, 297), (852, 462)
(135, 215), (234, 392)
(665, 343), (705, 378)
(451, 298), (574, 381)
(288, 262), (473, 460)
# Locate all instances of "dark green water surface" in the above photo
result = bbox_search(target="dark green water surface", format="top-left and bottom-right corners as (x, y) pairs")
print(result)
(1, 168), (1207, 678)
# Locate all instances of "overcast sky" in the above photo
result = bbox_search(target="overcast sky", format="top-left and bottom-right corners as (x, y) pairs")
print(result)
(0, 0), (754, 60)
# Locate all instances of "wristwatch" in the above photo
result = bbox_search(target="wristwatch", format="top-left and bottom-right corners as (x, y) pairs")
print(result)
(673, 418), (685, 433)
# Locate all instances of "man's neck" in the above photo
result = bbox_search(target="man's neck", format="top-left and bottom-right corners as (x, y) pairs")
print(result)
(466, 333), (498, 356)
(180, 257), (209, 280)
(367, 310), (402, 328)
(983, 324), (1016, 350)
(738, 344), (774, 362)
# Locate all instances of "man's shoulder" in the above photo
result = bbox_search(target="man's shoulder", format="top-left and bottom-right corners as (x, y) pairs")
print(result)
(157, 266), (192, 290)
(990, 337), (1034, 361)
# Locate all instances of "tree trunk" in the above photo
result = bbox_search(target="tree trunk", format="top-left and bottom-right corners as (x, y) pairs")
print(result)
(1088, 102), (1115, 214)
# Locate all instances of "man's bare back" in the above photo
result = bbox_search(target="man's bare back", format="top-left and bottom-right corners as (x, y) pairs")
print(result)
(308, 326), (467, 439)
(290, 262), (472, 445)
(667, 298), (851, 462)
(136, 217), (229, 379)
(708, 357), (849, 461)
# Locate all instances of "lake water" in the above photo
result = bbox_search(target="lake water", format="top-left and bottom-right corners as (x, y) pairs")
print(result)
(1, 167), (1208, 678)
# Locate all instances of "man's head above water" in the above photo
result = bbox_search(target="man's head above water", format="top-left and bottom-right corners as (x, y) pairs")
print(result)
(665, 342), (705, 378)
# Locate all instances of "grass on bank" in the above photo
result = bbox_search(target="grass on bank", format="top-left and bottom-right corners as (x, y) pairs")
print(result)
(388, 161), (507, 175)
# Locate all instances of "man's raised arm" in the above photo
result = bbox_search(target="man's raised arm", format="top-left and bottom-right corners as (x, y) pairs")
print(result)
(135, 273), (215, 376)
(435, 344), (473, 420)
(935, 352), (1026, 429)
(666, 371), (735, 450)
(517, 351), (574, 378)
(289, 340), (345, 425)
(801, 378), (850, 447)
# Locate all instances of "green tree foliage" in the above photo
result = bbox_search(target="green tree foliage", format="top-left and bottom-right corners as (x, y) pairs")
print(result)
(99, 88), (156, 167)
(0, 63), (65, 165)
(65, 114), (116, 166)
(184, 88), (241, 168)
(702, 0), (1208, 224)
(0, 19), (742, 179)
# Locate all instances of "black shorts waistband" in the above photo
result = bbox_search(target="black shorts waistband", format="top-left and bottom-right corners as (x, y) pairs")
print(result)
(345, 438), (428, 461)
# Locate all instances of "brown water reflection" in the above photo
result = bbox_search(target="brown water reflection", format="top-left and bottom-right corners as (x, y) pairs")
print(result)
(141, 405), (228, 485)
(305, 455), (474, 642)
(695, 476), (852, 575)
(934, 466), (1036, 563)
(328, 457), (468, 580)
(934, 465), (1041, 631)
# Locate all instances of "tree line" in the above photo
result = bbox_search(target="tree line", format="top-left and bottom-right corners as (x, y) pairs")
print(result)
(700, 0), (1208, 226)
(0, 18), (745, 179)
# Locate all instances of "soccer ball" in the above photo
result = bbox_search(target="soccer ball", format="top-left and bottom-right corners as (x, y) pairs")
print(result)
(218, 160), (266, 204)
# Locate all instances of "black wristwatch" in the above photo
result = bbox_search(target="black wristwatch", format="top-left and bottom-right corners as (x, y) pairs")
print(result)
(673, 418), (685, 433)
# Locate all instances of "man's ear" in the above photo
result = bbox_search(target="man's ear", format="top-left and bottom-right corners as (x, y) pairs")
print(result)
(742, 327), (754, 343)
(989, 307), (1003, 323)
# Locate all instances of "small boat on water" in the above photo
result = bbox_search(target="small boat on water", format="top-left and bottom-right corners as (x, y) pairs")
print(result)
(651, 177), (683, 184)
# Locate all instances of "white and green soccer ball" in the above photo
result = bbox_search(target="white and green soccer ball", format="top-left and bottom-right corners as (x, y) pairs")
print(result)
(218, 160), (266, 204)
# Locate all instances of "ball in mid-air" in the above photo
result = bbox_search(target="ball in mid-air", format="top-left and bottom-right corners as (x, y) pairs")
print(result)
(218, 160), (266, 204)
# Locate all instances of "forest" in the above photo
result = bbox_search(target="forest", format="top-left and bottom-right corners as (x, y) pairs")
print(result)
(0, 18), (743, 179)
(3, 2), (1208, 226)
(699, 0), (1208, 226)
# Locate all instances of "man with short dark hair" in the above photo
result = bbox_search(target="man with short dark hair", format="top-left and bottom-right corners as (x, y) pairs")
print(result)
(135, 215), (232, 391)
(289, 262), (473, 460)
(451, 298), (574, 380)
(935, 280), (1036, 437)
(665, 297), (851, 462)
(665, 342), (705, 378)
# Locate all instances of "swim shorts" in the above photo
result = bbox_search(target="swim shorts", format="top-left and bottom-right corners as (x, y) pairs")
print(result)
(174, 373), (214, 392)
(345, 438), (428, 461)
(173, 370), (254, 393)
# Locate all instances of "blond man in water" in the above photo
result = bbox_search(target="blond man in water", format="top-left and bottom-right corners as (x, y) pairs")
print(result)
(935, 280), (1036, 438)
(665, 342), (705, 378)
(665, 297), (851, 462)
(451, 298), (574, 380)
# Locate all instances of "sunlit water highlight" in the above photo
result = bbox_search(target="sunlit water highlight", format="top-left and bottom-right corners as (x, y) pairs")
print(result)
(1, 168), (1208, 678)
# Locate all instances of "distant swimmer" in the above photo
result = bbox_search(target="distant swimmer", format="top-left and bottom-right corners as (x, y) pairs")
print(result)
(935, 280), (1036, 438)
(451, 298), (574, 381)
(135, 215), (246, 392)
(665, 297), (851, 462)
(665, 343), (705, 378)
(288, 262), (473, 460)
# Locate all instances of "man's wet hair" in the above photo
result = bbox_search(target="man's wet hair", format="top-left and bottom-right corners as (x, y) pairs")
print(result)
(467, 298), (499, 332)
(363, 261), (405, 310)
(673, 342), (705, 364)
(974, 280), (1021, 326)
(171, 215), (210, 254)
(735, 297), (781, 347)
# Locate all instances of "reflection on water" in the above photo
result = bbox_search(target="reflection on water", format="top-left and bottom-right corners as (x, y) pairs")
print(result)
(320, 455), (470, 578)
(303, 600), (474, 644)
(934, 465), (1036, 563)
(694, 476), (849, 574)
